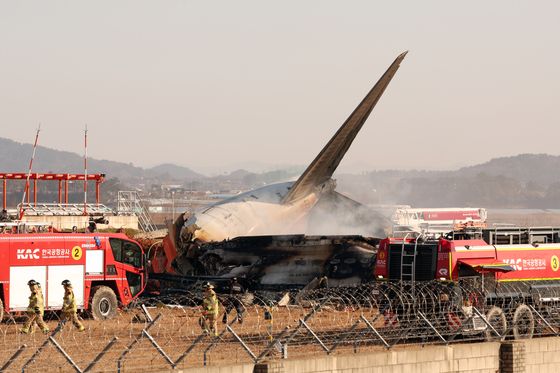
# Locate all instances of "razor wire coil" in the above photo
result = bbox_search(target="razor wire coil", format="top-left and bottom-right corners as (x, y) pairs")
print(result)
(1, 279), (560, 372)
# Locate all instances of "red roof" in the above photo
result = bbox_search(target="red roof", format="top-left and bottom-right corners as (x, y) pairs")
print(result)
(0, 173), (105, 181)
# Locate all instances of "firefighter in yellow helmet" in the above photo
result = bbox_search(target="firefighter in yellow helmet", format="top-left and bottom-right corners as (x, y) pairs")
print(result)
(61, 280), (85, 332)
(20, 279), (49, 334)
(201, 282), (220, 336)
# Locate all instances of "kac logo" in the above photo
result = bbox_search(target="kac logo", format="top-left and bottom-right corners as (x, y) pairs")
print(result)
(503, 258), (523, 271)
(16, 248), (40, 260)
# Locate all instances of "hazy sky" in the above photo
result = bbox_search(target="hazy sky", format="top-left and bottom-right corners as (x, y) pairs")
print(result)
(1, 1), (559, 175)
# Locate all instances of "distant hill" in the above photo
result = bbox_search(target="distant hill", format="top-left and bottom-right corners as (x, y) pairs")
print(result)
(146, 163), (205, 180)
(3, 136), (560, 208)
(0, 137), (203, 183)
(456, 154), (560, 185)
(337, 154), (560, 208)
(0, 137), (301, 206)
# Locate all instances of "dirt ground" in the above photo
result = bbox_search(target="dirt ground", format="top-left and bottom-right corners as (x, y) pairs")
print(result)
(0, 305), (389, 372)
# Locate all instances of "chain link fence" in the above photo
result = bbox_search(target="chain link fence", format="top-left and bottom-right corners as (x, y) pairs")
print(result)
(1, 279), (559, 372)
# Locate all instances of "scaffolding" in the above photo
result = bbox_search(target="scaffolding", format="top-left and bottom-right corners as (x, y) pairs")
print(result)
(117, 191), (157, 232)
(0, 172), (105, 212)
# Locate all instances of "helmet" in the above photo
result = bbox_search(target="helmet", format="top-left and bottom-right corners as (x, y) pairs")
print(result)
(61, 280), (72, 287)
(203, 282), (214, 290)
(27, 279), (37, 286)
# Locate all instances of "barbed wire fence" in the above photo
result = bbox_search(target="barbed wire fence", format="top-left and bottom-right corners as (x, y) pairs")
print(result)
(1, 279), (559, 372)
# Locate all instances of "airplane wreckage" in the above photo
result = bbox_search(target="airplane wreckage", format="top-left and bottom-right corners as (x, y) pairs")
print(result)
(152, 51), (408, 291)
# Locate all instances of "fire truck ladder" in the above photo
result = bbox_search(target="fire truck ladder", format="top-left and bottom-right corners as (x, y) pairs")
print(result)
(399, 233), (416, 282)
(117, 191), (157, 232)
(400, 233), (423, 302)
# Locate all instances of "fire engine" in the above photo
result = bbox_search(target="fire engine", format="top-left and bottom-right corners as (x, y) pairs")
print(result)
(374, 226), (560, 339)
(391, 207), (487, 233)
(0, 228), (146, 320)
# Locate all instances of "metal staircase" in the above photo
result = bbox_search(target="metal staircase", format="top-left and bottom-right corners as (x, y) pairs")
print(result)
(400, 233), (423, 302)
(399, 233), (416, 282)
(117, 191), (157, 232)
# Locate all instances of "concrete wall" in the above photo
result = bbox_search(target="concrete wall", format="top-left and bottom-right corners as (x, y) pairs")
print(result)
(173, 364), (255, 373)
(257, 343), (501, 373)
(176, 343), (500, 373)
(174, 337), (560, 373)
(525, 337), (560, 373)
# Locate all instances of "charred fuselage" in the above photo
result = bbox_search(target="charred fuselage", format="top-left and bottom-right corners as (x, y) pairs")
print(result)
(163, 53), (407, 291)
(174, 234), (379, 289)
(176, 53), (406, 257)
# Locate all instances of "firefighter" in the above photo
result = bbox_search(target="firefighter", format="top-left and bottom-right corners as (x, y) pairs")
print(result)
(201, 282), (219, 336)
(264, 305), (274, 341)
(0, 209), (10, 222)
(20, 279), (49, 334)
(61, 280), (85, 332)
(222, 277), (245, 324)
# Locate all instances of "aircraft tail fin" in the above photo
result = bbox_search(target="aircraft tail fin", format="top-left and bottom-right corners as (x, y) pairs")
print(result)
(282, 51), (408, 204)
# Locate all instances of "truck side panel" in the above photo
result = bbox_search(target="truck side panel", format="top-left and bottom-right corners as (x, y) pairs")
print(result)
(9, 266), (46, 310)
(47, 265), (84, 308)
(496, 245), (560, 281)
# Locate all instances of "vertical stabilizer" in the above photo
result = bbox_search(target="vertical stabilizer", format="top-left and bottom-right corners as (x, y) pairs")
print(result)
(282, 51), (407, 204)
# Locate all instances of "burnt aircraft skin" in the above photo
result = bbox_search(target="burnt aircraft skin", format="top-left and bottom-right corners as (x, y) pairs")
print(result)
(183, 235), (379, 289)
(176, 52), (408, 252)
(171, 52), (407, 287)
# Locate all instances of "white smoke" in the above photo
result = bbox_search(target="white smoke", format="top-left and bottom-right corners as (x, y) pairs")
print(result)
(305, 191), (390, 237)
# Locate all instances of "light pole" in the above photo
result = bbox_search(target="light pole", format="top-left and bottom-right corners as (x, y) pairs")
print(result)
(171, 191), (175, 221)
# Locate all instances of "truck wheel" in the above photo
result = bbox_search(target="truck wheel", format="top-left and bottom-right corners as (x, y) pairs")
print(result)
(0, 298), (4, 322)
(513, 304), (534, 339)
(485, 306), (507, 340)
(90, 286), (118, 320)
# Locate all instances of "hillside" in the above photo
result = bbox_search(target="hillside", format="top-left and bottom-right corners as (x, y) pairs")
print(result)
(2, 137), (560, 208)
(145, 163), (205, 180)
(456, 154), (560, 185)
(0, 137), (203, 182)
(337, 155), (560, 208)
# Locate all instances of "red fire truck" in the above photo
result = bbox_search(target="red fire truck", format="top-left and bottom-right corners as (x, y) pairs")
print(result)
(375, 226), (560, 283)
(374, 226), (560, 338)
(0, 231), (146, 320)
(391, 207), (487, 233)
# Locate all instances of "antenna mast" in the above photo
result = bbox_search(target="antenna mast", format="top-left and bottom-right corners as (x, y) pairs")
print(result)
(19, 125), (41, 220)
(84, 125), (88, 216)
